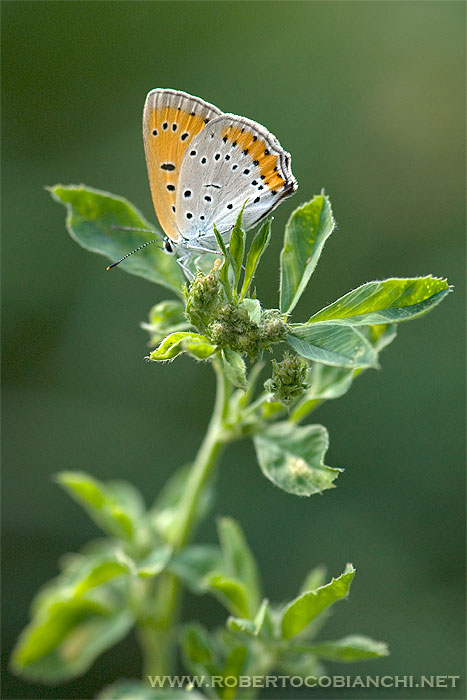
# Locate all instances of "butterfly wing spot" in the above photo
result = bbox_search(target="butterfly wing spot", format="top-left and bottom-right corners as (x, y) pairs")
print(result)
(214, 153), (221, 161)
(204, 195), (212, 202)
(254, 197), (260, 203)
(201, 157), (207, 164)
(181, 132), (189, 141)
(186, 212), (193, 219)
(243, 169), (250, 175)
(172, 123), (178, 131)
(152, 129), (158, 136)
(227, 203), (233, 209)
(166, 184), (175, 191)
(190, 150), (197, 156)
(161, 163), (176, 171)
(184, 190), (192, 198)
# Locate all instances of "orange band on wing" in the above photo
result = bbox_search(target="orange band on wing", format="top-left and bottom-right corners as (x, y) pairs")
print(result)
(143, 92), (220, 241)
(221, 125), (286, 192)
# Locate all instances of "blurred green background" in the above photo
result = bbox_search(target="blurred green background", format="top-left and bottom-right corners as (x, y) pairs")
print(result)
(2, 1), (465, 698)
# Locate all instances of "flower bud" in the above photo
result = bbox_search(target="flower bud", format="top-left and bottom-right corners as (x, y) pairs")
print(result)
(265, 352), (308, 406)
(185, 266), (221, 331)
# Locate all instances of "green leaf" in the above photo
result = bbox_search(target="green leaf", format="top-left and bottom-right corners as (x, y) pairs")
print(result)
(252, 598), (276, 639)
(227, 599), (274, 639)
(239, 297), (262, 325)
(184, 623), (215, 665)
(213, 224), (235, 298)
(287, 323), (378, 368)
(309, 634), (389, 662)
(291, 365), (355, 422)
(49, 185), (184, 294)
(182, 623), (218, 677)
(280, 195), (335, 314)
(168, 545), (223, 593)
(364, 323), (398, 351)
(226, 617), (256, 636)
(217, 518), (261, 616)
(142, 300), (190, 346)
(291, 324), (398, 423)
(307, 365), (355, 401)
(73, 560), (130, 597)
(11, 600), (133, 682)
(213, 223), (229, 259)
(309, 277), (451, 325)
(55, 472), (144, 541)
(137, 545), (172, 578)
(219, 645), (248, 700)
(221, 348), (247, 389)
(281, 564), (355, 640)
(148, 332), (217, 362)
(203, 573), (251, 618)
(253, 422), (341, 496)
(229, 209), (246, 288)
(240, 219), (272, 299)
(30, 547), (130, 619)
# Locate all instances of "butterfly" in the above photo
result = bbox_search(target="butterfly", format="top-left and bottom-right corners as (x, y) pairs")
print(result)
(109, 89), (297, 275)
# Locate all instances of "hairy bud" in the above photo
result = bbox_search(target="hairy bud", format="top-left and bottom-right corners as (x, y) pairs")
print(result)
(265, 351), (308, 406)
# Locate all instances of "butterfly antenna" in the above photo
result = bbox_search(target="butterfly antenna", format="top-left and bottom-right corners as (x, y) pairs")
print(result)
(111, 225), (159, 234)
(106, 239), (162, 270)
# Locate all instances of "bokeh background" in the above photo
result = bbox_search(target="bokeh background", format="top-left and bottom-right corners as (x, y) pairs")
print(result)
(2, 2), (465, 699)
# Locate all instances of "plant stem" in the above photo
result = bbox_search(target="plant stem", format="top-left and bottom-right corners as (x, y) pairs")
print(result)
(174, 357), (231, 548)
(141, 357), (232, 678)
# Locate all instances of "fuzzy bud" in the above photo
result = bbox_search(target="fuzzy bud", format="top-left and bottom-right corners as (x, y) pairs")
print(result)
(259, 310), (288, 349)
(265, 352), (308, 406)
(185, 267), (221, 331)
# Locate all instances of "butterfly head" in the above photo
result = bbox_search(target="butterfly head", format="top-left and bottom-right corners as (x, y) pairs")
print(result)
(163, 237), (176, 254)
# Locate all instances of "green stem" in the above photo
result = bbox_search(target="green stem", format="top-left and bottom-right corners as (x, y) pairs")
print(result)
(173, 357), (231, 548)
(140, 357), (232, 678)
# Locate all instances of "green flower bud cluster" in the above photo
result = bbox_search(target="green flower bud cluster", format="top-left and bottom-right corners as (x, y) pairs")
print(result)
(209, 305), (288, 358)
(184, 266), (221, 332)
(260, 310), (289, 348)
(264, 351), (309, 406)
(184, 267), (288, 359)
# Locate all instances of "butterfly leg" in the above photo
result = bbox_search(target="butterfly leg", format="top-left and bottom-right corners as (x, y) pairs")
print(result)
(175, 253), (196, 281)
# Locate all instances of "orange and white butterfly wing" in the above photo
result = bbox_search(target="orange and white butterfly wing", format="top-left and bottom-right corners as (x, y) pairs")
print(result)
(142, 89), (223, 242)
(175, 114), (297, 243)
